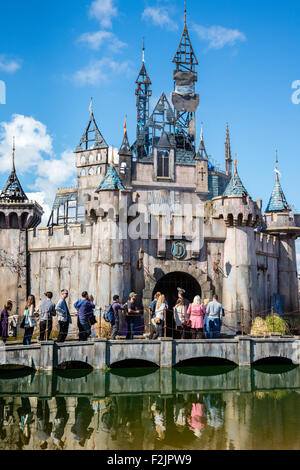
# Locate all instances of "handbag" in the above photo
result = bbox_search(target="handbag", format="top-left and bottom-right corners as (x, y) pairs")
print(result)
(89, 315), (97, 326)
(28, 316), (37, 328)
(20, 317), (26, 329)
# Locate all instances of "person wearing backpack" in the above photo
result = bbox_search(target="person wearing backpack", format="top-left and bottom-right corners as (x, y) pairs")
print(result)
(111, 295), (123, 340)
(74, 292), (95, 342)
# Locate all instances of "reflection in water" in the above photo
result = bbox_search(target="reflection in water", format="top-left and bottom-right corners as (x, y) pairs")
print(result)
(0, 365), (299, 450)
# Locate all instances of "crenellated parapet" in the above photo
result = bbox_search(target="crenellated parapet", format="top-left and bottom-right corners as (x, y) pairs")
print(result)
(0, 200), (43, 229)
(264, 211), (300, 237)
(212, 195), (262, 228)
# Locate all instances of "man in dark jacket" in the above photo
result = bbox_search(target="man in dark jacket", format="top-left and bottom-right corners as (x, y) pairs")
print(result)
(74, 292), (95, 342)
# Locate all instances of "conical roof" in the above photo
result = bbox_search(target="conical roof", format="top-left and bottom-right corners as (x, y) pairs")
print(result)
(265, 176), (290, 213)
(96, 165), (126, 192)
(0, 141), (28, 202)
(223, 157), (248, 197)
(76, 103), (108, 152)
(157, 131), (172, 149)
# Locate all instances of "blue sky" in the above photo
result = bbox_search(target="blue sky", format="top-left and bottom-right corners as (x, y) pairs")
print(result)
(1, 0), (300, 264)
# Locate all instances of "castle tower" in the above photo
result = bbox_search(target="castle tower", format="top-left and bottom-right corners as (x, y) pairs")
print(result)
(135, 40), (152, 159)
(195, 125), (209, 196)
(85, 152), (132, 307)
(264, 152), (300, 312)
(118, 117), (133, 188)
(0, 140), (43, 312)
(172, 2), (199, 146)
(225, 123), (233, 177)
(75, 99), (109, 204)
(212, 156), (262, 330)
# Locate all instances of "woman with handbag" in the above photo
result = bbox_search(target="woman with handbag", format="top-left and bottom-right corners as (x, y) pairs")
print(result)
(152, 295), (166, 340)
(22, 295), (37, 345)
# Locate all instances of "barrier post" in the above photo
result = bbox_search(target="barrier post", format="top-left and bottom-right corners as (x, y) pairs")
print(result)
(272, 306), (275, 333)
(241, 308), (244, 337)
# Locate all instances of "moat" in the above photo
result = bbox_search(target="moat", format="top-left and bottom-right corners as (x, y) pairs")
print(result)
(0, 363), (299, 450)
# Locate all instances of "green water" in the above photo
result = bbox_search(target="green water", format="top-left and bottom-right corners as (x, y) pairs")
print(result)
(0, 364), (299, 450)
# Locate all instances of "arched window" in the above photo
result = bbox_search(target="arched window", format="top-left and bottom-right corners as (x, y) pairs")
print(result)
(81, 169), (86, 177)
(89, 154), (94, 163)
(0, 212), (6, 229)
(80, 156), (86, 164)
(120, 162), (127, 175)
(97, 167), (102, 175)
(89, 168), (94, 176)
(97, 153), (101, 161)
(9, 213), (19, 229)
(157, 150), (170, 178)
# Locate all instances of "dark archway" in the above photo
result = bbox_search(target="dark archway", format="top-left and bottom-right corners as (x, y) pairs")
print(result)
(153, 272), (202, 337)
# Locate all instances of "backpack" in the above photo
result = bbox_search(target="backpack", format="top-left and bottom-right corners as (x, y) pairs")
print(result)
(103, 304), (115, 324)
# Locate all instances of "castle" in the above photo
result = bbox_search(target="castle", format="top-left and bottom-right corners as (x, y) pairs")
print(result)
(1, 10), (299, 334)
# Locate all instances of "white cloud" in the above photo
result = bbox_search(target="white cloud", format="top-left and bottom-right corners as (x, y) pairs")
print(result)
(71, 57), (132, 86)
(78, 30), (126, 52)
(0, 115), (77, 227)
(89, 0), (118, 29)
(0, 55), (21, 74)
(193, 25), (246, 50)
(142, 7), (178, 31)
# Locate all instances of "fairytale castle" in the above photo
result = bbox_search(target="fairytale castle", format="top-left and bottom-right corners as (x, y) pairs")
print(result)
(0, 10), (299, 333)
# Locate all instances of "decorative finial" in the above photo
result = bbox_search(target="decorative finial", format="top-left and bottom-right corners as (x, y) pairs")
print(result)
(274, 150), (281, 181)
(184, 0), (187, 25)
(234, 154), (238, 170)
(110, 146), (115, 167)
(142, 37), (145, 63)
(89, 97), (93, 116)
(12, 136), (15, 172)
(124, 116), (127, 136)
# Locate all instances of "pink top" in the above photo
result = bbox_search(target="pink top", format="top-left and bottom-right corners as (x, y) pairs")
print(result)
(187, 304), (206, 329)
(188, 403), (205, 431)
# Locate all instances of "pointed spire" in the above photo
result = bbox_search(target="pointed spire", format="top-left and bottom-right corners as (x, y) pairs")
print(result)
(0, 141), (28, 202)
(119, 116), (132, 155)
(195, 123), (208, 160)
(96, 165), (126, 192)
(76, 100), (108, 152)
(184, 0), (187, 26)
(265, 151), (290, 213)
(172, 0), (198, 72)
(225, 123), (232, 176)
(223, 154), (249, 197)
(142, 37), (145, 63)
(12, 136), (15, 172)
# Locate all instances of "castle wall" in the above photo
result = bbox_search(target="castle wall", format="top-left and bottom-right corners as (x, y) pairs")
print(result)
(0, 229), (27, 315)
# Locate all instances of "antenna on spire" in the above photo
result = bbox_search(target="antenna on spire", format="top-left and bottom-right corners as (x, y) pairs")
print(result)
(274, 150), (281, 181)
(12, 136), (15, 172)
(110, 146), (115, 167)
(184, 0), (187, 25)
(124, 115), (127, 135)
(142, 37), (145, 63)
(89, 97), (93, 117)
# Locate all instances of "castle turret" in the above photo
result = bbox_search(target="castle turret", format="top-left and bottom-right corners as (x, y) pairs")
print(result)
(75, 99), (109, 204)
(118, 117), (133, 188)
(212, 156), (262, 331)
(264, 153), (300, 312)
(85, 150), (132, 308)
(0, 140), (43, 313)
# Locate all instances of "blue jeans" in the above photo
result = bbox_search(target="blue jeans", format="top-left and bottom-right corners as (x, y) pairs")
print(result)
(78, 319), (91, 342)
(153, 321), (164, 340)
(111, 323), (119, 340)
(126, 317), (135, 340)
(206, 318), (221, 339)
(23, 327), (34, 345)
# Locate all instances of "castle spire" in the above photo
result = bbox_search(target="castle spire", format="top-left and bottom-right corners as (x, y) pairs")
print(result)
(0, 139), (28, 202)
(195, 123), (208, 160)
(119, 116), (131, 154)
(76, 99), (108, 152)
(265, 151), (290, 213)
(223, 154), (249, 197)
(142, 37), (145, 63)
(184, 0), (187, 26)
(225, 123), (232, 176)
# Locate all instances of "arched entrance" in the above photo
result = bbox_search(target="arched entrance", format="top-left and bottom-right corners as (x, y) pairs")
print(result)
(153, 272), (201, 337)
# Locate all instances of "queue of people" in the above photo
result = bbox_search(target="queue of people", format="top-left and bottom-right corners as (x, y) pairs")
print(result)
(0, 287), (224, 344)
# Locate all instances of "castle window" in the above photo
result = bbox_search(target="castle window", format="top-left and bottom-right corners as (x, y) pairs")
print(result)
(89, 154), (94, 163)
(80, 156), (86, 164)
(97, 153), (101, 161)
(157, 150), (170, 178)
(120, 162), (127, 175)
(97, 167), (102, 175)
(81, 169), (86, 177)
(89, 167), (94, 176)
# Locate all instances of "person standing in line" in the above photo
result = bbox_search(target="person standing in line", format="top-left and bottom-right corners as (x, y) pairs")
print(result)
(39, 292), (56, 341)
(206, 294), (223, 339)
(22, 295), (37, 345)
(125, 293), (142, 340)
(149, 292), (161, 340)
(56, 290), (72, 343)
(177, 288), (191, 339)
(1, 300), (13, 344)
(111, 295), (123, 341)
(74, 292), (95, 342)
(152, 295), (167, 340)
(173, 298), (187, 339)
(187, 296), (206, 339)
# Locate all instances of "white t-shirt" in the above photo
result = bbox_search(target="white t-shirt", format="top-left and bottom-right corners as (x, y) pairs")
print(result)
(155, 303), (166, 321)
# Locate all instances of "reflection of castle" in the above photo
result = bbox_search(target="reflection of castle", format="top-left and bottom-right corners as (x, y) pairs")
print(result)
(0, 8), (300, 330)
